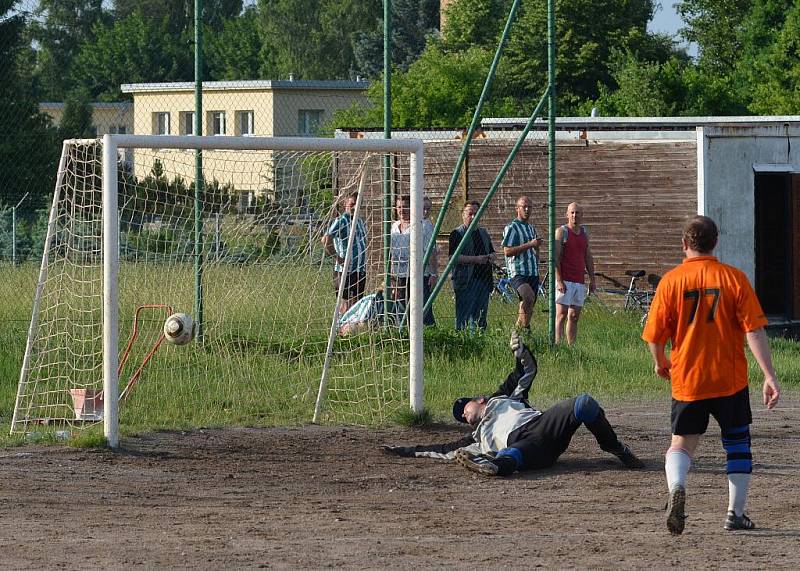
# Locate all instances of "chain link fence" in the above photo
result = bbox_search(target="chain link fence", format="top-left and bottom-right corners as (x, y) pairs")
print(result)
(2, 2), (700, 426)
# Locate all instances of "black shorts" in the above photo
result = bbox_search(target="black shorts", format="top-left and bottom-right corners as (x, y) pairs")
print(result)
(511, 275), (539, 298)
(671, 387), (752, 435)
(334, 271), (366, 300)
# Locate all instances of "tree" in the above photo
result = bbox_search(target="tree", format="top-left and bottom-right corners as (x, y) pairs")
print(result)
(436, 0), (675, 113)
(0, 0), (61, 211)
(58, 91), (96, 139)
(677, 0), (751, 74)
(113, 0), (243, 33)
(503, 0), (662, 112)
(29, 0), (109, 100)
(206, 6), (264, 80)
(70, 12), (194, 101)
(353, 0), (440, 78)
(737, 2), (800, 114)
(440, 0), (511, 52)
(332, 42), (515, 129)
(257, 0), (380, 79)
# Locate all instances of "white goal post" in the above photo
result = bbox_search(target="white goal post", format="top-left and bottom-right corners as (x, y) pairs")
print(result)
(12, 134), (424, 447)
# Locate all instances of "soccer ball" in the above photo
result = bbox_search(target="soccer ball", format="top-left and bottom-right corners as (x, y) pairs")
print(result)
(163, 313), (196, 346)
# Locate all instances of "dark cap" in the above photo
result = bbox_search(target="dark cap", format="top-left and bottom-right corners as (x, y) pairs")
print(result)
(452, 397), (472, 423)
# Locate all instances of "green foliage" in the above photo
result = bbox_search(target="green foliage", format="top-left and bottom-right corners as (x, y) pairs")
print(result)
(114, 0), (242, 33)
(502, 0), (658, 112)
(257, 0), (381, 79)
(28, 0), (109, 100)
(0, 207), (49, 263)
(677, 0), (751, 74)
(0, 2), (61, 212)
(58, 91), (96, 139)
(206, 6), (264, 81)
(441, 0), (516, 52)
(332, 43), (501, 129)
(393, 407), (433, 426)
(68, 429), (108, 448)
(353, 0), (440, 78)
(738, 3), (800, 115)
(71, 11), (193, 101)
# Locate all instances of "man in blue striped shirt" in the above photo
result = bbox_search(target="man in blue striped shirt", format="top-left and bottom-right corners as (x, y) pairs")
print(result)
(322, 193), (368, 315)
(501, 196), (541, 331)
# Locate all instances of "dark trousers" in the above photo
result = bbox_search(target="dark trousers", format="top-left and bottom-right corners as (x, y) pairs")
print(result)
(423, 277), (436, 326)
(392, 276), (437, 327)
(507, 397), (623, 470)
(454, 279), (491, 331)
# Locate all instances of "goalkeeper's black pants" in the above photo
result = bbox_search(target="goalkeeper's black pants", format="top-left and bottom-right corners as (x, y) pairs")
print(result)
(506, 395), (625, 470)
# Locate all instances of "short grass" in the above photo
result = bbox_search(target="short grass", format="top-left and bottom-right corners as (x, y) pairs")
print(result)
(1, 261), (798, 448)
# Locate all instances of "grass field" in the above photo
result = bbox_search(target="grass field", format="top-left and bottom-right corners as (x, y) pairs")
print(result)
(1, 260), (799, 447)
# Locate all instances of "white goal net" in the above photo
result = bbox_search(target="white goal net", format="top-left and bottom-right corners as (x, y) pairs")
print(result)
(12, 135), (424, 445)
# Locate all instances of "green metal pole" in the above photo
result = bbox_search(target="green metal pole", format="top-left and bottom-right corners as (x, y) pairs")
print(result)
(194, 0), (204, 341)
(423, 89), (549, 315)
(383, 0), (392, 322)
(547, 0), (557, 344)
(422, 0), (522, 272)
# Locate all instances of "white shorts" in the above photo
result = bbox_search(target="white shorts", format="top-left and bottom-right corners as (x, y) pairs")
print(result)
(555, 280), (587, 307)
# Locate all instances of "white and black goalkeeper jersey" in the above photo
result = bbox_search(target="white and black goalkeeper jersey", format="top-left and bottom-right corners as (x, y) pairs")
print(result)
(472, 398), (542, 453)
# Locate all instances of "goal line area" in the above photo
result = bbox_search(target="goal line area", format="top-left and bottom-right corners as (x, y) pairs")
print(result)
(11, 135), (424, 447)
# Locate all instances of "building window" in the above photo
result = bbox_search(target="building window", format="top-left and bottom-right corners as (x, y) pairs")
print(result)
(110, 125), (127, 135)
(153, 112), (170, 135)
(236, 110), (254, 136)
(298, 110), (323, 137)
(180, 112), (195, 135)
(207, 111), (225, 135)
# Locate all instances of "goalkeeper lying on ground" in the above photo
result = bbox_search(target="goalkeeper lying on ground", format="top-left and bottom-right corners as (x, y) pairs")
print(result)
(383, 332), (644, 476)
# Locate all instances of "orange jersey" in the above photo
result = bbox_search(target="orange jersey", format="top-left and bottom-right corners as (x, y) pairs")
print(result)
(642, 256), (767, 402)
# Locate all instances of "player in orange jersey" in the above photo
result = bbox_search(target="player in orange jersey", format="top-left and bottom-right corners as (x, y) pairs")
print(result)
(642, 215), (780, 536)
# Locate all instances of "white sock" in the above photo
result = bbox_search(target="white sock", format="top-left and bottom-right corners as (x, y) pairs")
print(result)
(727, 472), (751, 516)
(665, 448), (691, 492)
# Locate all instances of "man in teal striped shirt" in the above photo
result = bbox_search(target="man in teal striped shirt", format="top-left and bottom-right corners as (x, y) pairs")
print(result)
(322, 193), (368, 315)
(502, 196), (541, 331)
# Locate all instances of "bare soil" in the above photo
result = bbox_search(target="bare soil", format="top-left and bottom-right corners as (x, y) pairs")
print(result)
(1, 396), (799, 570)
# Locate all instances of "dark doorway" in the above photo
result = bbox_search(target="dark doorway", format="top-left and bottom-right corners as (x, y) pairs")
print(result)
(754, 172), (795, 318)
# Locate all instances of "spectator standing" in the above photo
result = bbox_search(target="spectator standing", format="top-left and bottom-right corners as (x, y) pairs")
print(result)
(449, 201), (495, 331)
(390, 195), (412, 324)
(422, 197), (439, 326)
(501, 196), (542, 332)
(553, 202), (596, 345)
(321, 193), (367, 315)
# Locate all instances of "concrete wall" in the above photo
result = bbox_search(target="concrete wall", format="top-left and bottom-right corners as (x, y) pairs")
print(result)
(698, 124), (800, 281)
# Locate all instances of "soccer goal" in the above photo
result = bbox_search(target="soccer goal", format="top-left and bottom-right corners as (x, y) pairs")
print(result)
(11, 135), (424, 447)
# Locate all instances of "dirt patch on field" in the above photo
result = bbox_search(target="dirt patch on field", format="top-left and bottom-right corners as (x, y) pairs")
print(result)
(1, 397), (799, 569)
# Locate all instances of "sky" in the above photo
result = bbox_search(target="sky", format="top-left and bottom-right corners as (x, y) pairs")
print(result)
(647, 1), (698, 57)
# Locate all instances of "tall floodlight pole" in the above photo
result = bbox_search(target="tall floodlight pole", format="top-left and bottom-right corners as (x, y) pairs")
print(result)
(194, 0), (205, 341)
(383, 0), (392, 314)
(547, 0), (557, 344)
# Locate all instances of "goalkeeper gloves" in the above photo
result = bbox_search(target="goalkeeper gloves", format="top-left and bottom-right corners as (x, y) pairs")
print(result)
(380, 445), (417, 457)
(510, 330), (538, 388)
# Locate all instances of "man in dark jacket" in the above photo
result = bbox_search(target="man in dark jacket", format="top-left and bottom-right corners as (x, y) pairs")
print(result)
(384, 332), (644, 476)
(449, 201), (496, 331)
